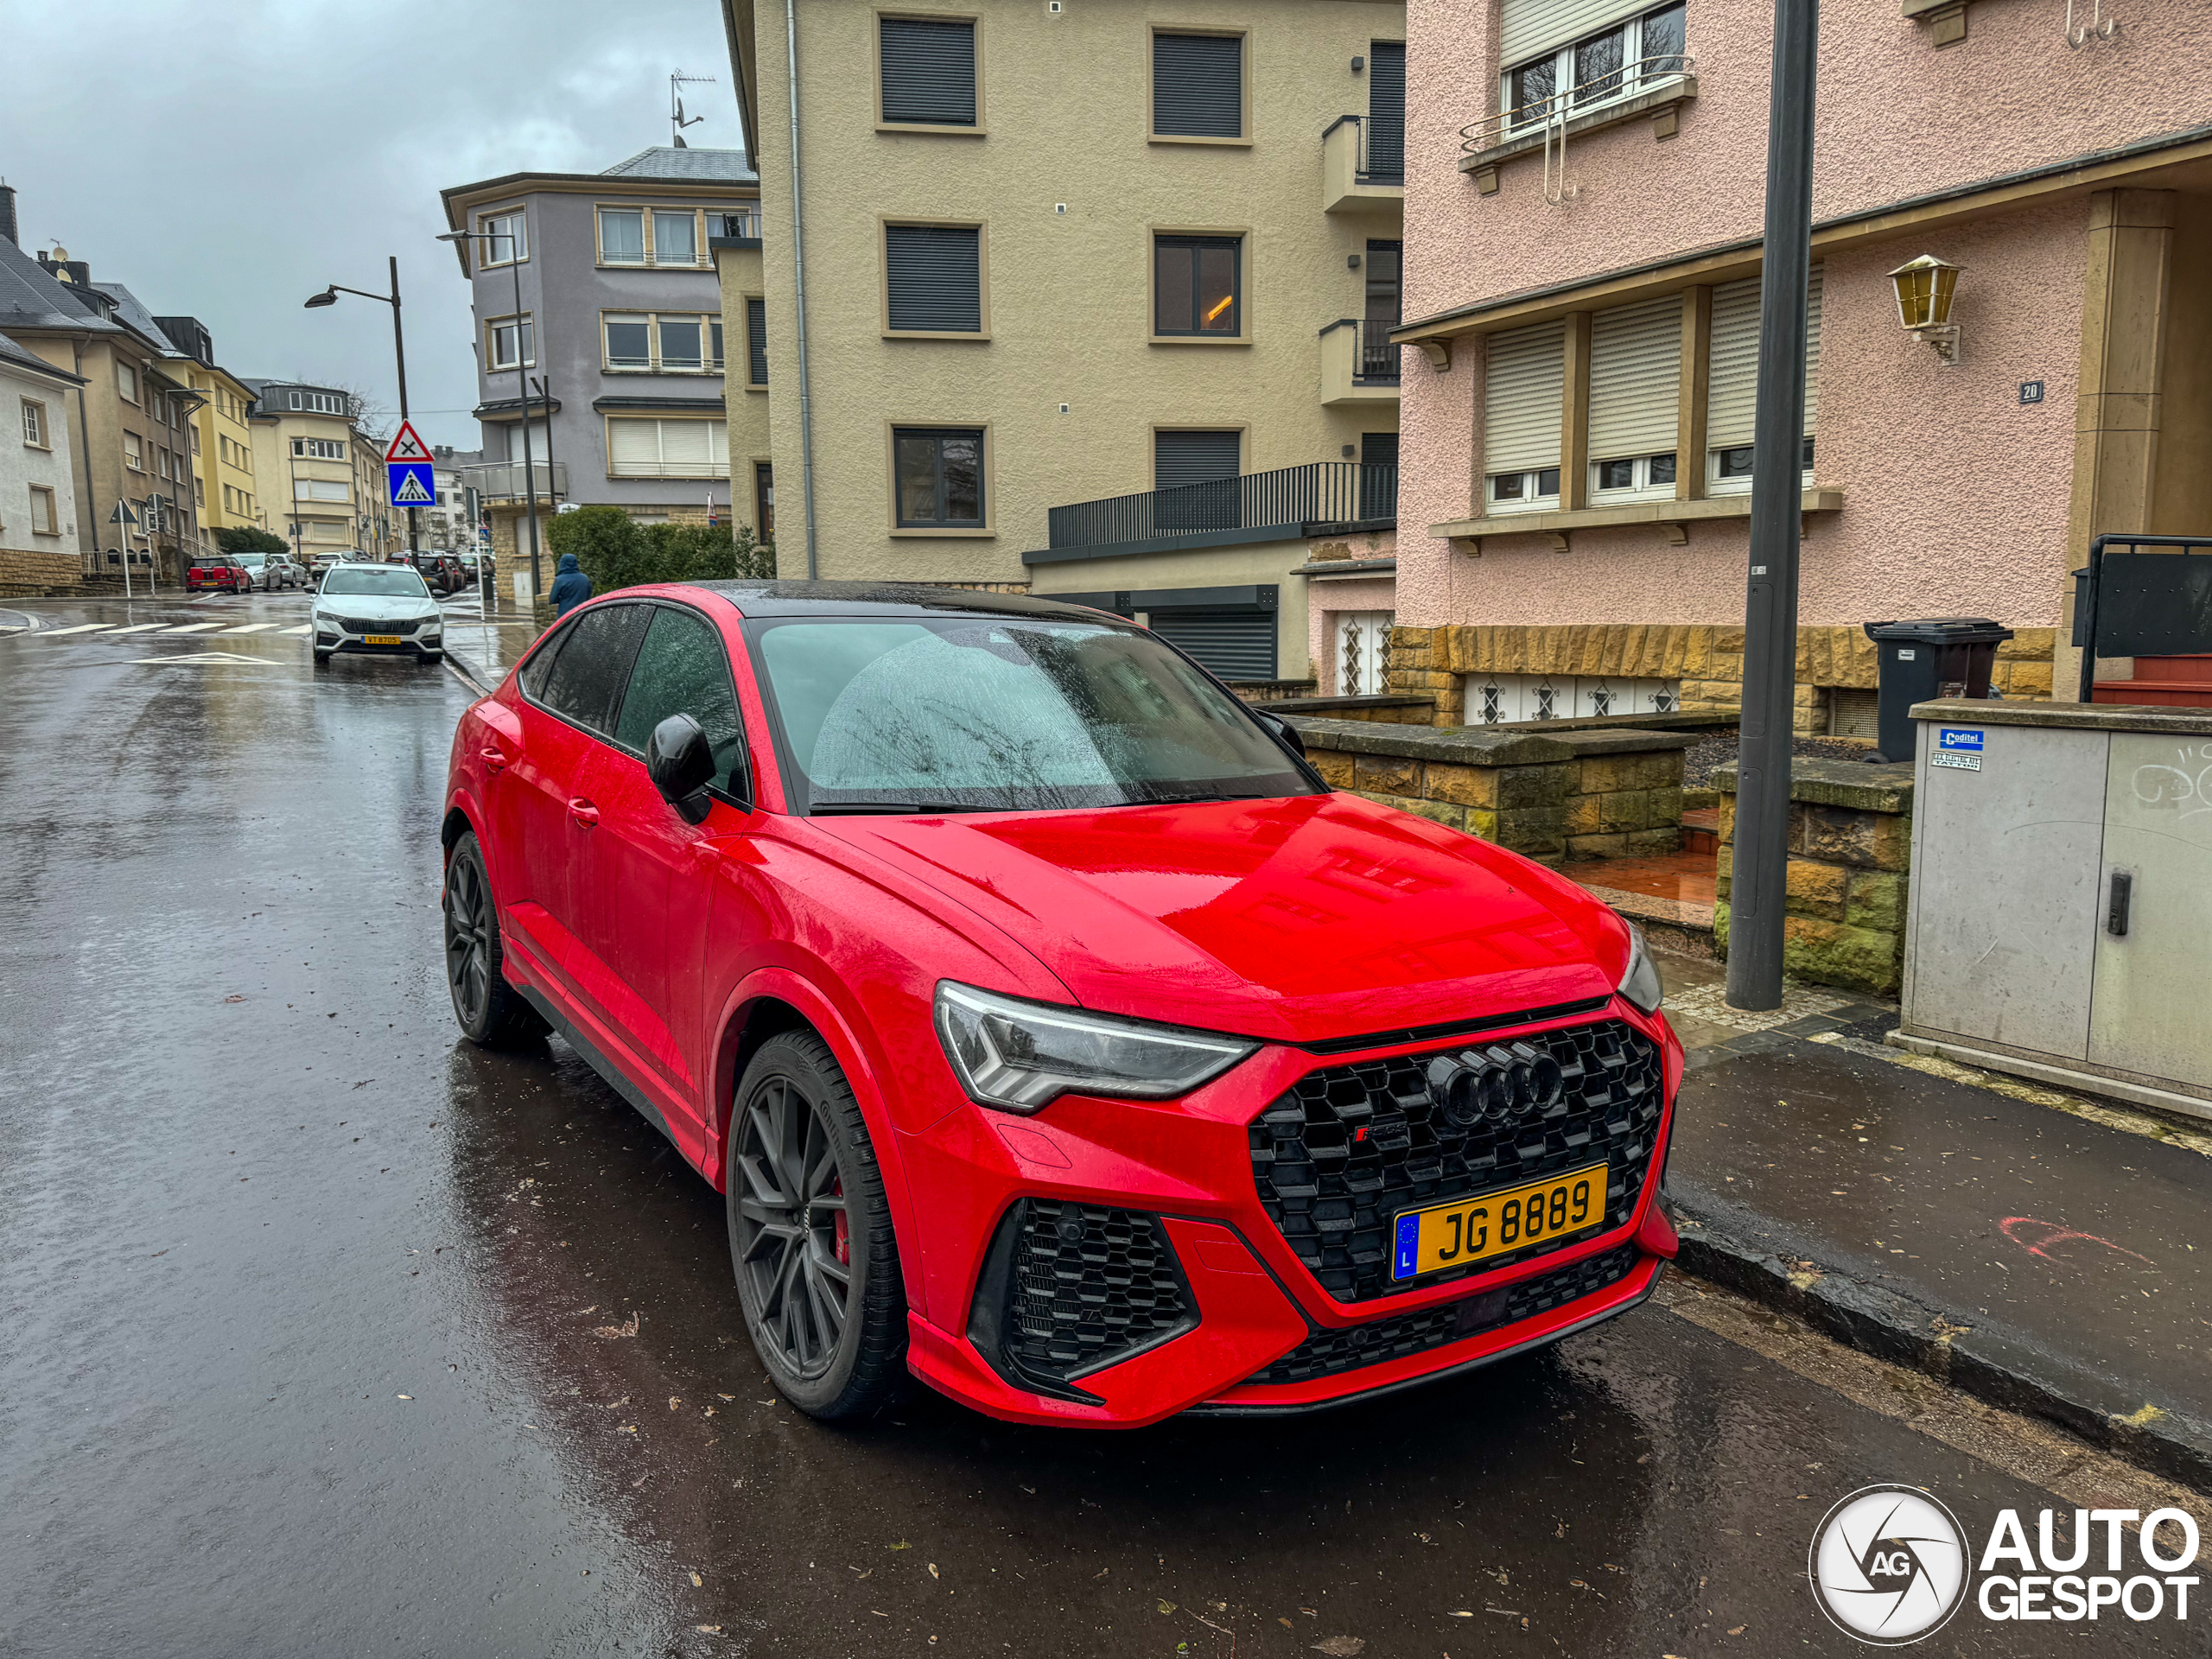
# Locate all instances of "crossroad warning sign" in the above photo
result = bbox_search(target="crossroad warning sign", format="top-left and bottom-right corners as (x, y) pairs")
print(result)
(383, 421), (432, 464)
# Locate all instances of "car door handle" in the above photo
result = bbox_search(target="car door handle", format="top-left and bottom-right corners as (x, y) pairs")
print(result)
(480, 746), (508, 771)
(568, 797), (600, 829)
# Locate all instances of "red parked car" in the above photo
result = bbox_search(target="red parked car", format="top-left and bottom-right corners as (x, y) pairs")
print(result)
(440, 584), (1681, 1427)
(186, 555), (252, 594)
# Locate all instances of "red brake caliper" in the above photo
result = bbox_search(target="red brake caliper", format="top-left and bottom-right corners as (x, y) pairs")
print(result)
(832, 1177), (849, 1266)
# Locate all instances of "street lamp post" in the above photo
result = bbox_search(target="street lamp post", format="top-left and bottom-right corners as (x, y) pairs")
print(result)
(304, 257), (416, 552)
(436, 227), (541, 608)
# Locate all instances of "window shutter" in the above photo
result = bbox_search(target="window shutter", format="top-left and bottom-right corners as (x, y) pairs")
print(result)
(1501, 0), (1649, 70)
(884, 225), (982, 333)
(1484, 321), (1565, 475)
(1365, 42), (1406, 181)
(1147, 607), (1276, 680)
(880, 16), (976, 126)
(1154, 429), (1242, 490)
(746, 297), (768, 384)
(661, 421), (713, 474)
(1707, 265), (1823, 451)
(1587, 296), (1681, 461)
(608, 418), (659, 474)
(1153, 33), (1242, 137)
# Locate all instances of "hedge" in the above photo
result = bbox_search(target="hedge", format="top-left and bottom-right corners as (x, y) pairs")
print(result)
(543, 506), (775, 594)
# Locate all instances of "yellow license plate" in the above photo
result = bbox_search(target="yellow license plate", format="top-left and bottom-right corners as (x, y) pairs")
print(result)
(1390, 1162), (1608, 1282)
(363, 634), (402, 645)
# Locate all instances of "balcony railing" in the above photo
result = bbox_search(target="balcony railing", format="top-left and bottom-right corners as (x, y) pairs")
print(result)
(457, 460), (568, 504)
(1322, 116), (1407, 214)
(1350, 321), (1401, 385)
(715, 209), (764, 241)
(1047, 461), (1397, 554)
(1459, 53), (1694, 156)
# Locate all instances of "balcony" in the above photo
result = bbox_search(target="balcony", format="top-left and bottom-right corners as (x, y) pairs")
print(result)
(457, 460), (568, 505)
(1459, 56), (1696, 188)
(712, 209), (764, 247)
(1031, 461), (1397, 564)
(1322, 116), (1405, 216)
(1320, 320), (1401, 406)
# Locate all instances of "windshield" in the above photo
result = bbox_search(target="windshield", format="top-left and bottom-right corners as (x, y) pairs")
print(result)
(238, 555), (264, 566)
(750, 617), (1314, 814)
(321, 568), (430, 599)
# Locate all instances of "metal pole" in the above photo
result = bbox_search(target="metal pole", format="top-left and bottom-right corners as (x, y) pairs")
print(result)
(785, 0), (820, 579)
(1725, 0), (1819, 1013)
(389, 255), (418, 554)
(511, 241), (541, 607)
(531, 373), (556, 508)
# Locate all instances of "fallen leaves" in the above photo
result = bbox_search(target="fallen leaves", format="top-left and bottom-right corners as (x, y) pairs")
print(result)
(395, 1394), (412, 1401)
(592, 1312), (640, 1338)
(1311, 1638), (1366, 1656)
(690, 1572), (702, 1587)
(1728, 1626), (1747, 1637)
(887, 1541), (912, 1552)
(927, 1563), (940, 1580)
(1156, 1600), (1177, 1615)
(669, 1397), (682, 1411)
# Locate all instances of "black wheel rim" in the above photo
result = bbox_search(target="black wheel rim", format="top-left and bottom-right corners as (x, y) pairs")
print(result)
(443, 856), (491, 1027)
(732, 1077), (850, 1380)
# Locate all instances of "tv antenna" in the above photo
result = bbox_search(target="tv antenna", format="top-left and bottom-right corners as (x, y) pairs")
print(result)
(671, 70), (716, 147)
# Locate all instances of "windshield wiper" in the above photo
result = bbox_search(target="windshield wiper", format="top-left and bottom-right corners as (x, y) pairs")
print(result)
(809, 800), (952, 816)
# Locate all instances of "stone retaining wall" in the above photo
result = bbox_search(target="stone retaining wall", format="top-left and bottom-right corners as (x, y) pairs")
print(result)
(0, 547), (87, 596)
(1713, 756), (1914, 996)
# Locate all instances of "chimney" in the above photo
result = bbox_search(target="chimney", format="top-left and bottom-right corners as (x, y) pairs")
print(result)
(0, 182), (16, 249)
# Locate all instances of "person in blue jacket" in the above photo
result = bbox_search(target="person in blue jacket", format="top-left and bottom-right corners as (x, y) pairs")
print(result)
(550, 551), (593, 618)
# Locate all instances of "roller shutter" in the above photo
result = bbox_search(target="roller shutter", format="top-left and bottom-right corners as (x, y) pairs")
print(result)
(1587, 296), (1681, 461)
(608, 418), (660, 474)
(1707, 265), (1823, 451)
(885, 224), (982, 333)
(1153, 33), (1243, 137)
(746, 297), (767, 385)
(1149, 607), (1277, 681)
(1484, 321), (1565, 476)
(879, 16), (976, 126)
(1365, 42), (1406, 181)
(1154, 429), (1243, 533)
(1501, 0), (1649, 68)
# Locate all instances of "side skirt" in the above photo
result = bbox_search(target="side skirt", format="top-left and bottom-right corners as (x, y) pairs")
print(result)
(514, 981), (684, 1156)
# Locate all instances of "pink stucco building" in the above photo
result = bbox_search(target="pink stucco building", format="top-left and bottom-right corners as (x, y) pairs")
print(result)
(1319, 0), (2212, 726)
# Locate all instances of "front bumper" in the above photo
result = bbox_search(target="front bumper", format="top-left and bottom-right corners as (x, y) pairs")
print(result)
(315, 621), (442, 657)
(896, 996), (1682, 1428)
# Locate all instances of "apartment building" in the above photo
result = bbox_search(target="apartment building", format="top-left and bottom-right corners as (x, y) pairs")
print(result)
(718, 0), (1406, 682)
(156, 315), (264, 542)
(0, 329), (84, 593)
(439, 146), (762, 594)
(245, 379), (391, 563)
(427, 446), (486, 552)
(1382, 0), (2212, 723)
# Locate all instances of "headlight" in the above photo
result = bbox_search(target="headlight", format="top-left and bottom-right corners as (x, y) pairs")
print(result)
(933, 982), (1256, 1115)
(1616, 918), (1664, 1015)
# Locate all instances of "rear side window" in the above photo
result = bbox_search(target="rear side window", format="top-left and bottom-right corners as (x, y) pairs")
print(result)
(613, 607), (748, 794)
(533, 603), (650, 736)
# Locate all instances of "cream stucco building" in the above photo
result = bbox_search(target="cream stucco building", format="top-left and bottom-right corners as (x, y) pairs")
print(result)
(245, 380), (395, 563)
(719, 0), (1407, 683)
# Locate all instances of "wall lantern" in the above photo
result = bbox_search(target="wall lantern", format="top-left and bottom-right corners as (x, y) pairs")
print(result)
(1888, 254), (1963, 364)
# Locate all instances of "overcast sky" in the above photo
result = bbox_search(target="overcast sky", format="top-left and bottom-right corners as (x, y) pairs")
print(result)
(1, 0), (741, 450)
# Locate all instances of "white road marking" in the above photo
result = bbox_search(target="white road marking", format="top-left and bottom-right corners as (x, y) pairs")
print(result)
(131, 651), (276, 664)
(160, 622), (226, 633)
(276, 625), (313, 635)
(104, 623), (172, 634)
(36, 623), (116, 637)
(217, 623), (282, 634)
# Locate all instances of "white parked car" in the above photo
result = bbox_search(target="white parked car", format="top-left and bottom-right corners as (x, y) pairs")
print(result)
(311, 563), (444, 667)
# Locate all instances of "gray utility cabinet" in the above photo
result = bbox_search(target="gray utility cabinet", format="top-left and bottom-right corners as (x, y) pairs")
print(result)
(1897, 699), (2212, 1122)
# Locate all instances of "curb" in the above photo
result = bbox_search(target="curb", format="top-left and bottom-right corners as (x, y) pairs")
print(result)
(442, 650), (493, 700)
(1671, 1205), (2212, 1494)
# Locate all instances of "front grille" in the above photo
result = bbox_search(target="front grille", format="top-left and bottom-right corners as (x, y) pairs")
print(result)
(1250, 1019), (1665, 1303)
(334, 615), (418, 636)
(1001, 1200), (1194, 1381)
(1248, 1244), (1644, 1385)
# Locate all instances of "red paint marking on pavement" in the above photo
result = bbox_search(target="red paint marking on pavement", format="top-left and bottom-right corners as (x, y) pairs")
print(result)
(1999, 1216), (2154, 1267)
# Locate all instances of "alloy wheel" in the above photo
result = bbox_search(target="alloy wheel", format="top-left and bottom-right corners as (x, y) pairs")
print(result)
(443, 855), (492, 1028)
(732, 1077), (851, 1380)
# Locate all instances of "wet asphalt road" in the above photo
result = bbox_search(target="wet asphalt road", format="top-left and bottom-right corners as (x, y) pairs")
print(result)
(0, 592), (2188, 1657)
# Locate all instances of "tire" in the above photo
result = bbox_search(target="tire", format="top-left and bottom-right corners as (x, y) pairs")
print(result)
(420, 652), (444, 664)
(441, 831), (549, 1046)
(313, 650), (333, 666)
(727, 1032), (907, 1420)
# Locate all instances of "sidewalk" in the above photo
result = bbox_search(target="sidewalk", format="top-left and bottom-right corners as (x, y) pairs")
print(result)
(1658, 954), (2212, 1489)
(439, 601), (543, 696)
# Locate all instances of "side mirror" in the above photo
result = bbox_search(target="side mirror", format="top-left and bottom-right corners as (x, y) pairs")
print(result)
(646, 713), (716, 824)
(1255, 709), (1307, 758)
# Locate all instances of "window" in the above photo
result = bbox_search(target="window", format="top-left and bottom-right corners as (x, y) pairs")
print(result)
(479, 209), (527, 265)
(295, 479), (351, 502)
(157, 448), (171, 480)
(746, 298), (768, 386)
(293, 436), (346, 460)
(1366, 41), (1407, 182)
(22, 398), (48, 448)
(1502, 1), (1687, 129)
(613, 606), (748, 794)
(883, 223), (983, 334)
(1154, 429), (1242, 531)
(601, 312), (719, 372)
(194, 478), (206, 506)
(532, 603), (653, 736)
(1587, 296), (1681, 502)
(1707, 266), (1821, 495)
(117, 361), (138, 403)
(1154, 235), (1241, 338)
(124, 431), (144, 471)
(710, 319), (725, 371)
(652, 209), (699, 266)
(286, 390), (347, 415)
(607, 417), (728, 479)
(879, 14), (978, 128)
(598, 207), (645, 264)
(189, 427), (200, 454)
(604, 313), (652, 370)
(1152, 30), (1243, 138)
(658, 316), (703, 371)
(487, 313), (536, 371)
(1484, 321), (1564, 512)
(893, 427), (983, 528)
(29, 484), (59, 535)
(754, 460), (775, 539)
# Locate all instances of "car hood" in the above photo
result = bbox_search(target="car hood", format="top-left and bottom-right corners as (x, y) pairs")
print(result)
(314, 593), (437, 620)
(816, 793), (1626, 1046)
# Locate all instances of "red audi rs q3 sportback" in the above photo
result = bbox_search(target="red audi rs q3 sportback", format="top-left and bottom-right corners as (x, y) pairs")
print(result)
(441, 582), (1681, 1427)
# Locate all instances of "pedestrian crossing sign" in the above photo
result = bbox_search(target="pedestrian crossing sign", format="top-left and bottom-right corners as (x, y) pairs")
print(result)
(388, 461), (435, 505)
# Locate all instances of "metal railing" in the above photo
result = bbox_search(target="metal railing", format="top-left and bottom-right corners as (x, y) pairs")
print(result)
(597, 250), (714, 270)
(716, 209), (764, 241)
(1459, 53), (1694, 154)
(1348, 321), (1401, 385)
(456, 460), (567, 503)
(1325, 113), (1406, 187)
(1047, 461), (1397, 552)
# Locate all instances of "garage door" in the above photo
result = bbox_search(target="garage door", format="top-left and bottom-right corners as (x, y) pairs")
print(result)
(1148, 607), (1277, 681)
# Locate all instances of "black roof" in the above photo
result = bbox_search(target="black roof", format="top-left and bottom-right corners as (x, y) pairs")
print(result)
(687, 580), (1118, 621)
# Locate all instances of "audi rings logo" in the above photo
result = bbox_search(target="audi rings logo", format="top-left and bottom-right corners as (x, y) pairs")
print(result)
(1809, 1485), (1970, 1645)
(1424, 1041), (1565, 1127)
